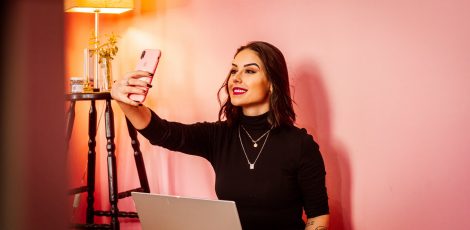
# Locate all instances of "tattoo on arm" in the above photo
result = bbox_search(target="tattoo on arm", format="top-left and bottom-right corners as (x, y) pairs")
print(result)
(306, 220), (328, 229)
(306, 220), (315, 226)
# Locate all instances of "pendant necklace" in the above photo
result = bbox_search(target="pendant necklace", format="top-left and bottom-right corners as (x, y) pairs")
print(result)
(241, 125), (271, 148)
(238, 125), (272, 170)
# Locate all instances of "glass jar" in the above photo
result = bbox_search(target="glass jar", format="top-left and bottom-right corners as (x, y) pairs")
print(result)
(70, 77), (85, 93)
(100, 58), (113, 91)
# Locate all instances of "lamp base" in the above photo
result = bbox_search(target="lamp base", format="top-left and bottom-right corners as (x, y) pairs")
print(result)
(83, 81), (94, 93)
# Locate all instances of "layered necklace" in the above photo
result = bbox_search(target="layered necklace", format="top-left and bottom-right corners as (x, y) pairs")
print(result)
(238, 125), (273, 170)
(241, 125), (270, 148)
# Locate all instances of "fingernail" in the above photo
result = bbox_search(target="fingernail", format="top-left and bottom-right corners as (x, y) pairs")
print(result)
(147, 84), (152, 88)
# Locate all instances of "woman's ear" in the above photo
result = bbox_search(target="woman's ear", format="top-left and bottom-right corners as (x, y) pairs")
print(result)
(270, 84), (273, 94)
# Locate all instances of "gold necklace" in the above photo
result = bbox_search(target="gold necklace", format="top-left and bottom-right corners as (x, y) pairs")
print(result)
(238, 126), (271, 170)
(241, 125), (271, 148)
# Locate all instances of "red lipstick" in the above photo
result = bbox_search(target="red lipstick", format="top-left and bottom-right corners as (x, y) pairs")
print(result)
(232, 87), (247, 95)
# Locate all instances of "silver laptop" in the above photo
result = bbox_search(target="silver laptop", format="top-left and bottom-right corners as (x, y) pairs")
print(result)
(131, 192), (243, 230)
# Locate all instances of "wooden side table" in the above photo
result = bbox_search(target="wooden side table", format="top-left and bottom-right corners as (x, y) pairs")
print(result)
(66, 92), (150, 230)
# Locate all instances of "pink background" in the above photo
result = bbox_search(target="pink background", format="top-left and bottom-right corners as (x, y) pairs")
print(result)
(65, 0), (470, 229)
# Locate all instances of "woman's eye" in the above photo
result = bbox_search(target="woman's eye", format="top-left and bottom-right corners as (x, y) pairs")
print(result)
(246, 69), (256, 74)
(230, 69), (238, 75)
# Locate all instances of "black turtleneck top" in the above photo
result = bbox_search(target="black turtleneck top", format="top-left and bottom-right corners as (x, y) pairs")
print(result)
(138, 110), (329, 230)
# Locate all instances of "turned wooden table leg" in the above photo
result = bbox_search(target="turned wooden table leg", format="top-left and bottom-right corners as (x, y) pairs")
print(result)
(105, 99), (119, 229)
(126, 118), (150, 193)
(86, 100), (97, 225)
(65, 101), (76, 147)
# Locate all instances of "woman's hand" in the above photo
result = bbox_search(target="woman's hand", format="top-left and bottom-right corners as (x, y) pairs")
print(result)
(110, 70), (153, 106)
(305, 215), (329, 230)
(110, 70), (153, 129)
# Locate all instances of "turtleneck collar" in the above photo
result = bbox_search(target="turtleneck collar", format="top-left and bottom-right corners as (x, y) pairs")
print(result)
(239, 112), (271, 130)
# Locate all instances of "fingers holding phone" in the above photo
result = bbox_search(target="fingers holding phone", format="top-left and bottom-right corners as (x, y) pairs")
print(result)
(126, 71), (154, 87)
(110, 48), (162, 106)
(111, 71), (151, 106)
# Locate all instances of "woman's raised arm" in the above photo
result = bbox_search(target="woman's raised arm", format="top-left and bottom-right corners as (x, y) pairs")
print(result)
(110, 71), (153, 130)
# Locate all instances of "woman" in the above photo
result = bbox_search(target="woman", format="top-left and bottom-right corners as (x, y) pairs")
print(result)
(111, 41), (329, 229)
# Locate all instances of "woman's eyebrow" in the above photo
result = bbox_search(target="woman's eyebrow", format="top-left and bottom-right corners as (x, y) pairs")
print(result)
(244, 63), (260, 68)
(231, 63), (260, 68)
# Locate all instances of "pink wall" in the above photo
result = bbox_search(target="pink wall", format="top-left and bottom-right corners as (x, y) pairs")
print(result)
(66, 0), (470, 229)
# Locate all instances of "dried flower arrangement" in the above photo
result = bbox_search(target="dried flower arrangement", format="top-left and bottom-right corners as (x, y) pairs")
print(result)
(89, 32), (120, 63)
(89, 32), (121, 90)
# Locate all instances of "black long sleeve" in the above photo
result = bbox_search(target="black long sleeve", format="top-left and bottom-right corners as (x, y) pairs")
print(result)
(138, 110), (329, 230)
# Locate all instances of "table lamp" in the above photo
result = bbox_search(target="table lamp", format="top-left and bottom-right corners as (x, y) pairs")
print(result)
(65, 0), (134, 92)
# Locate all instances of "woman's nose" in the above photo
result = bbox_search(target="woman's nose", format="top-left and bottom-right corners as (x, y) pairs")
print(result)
(232, 71), (242, 83)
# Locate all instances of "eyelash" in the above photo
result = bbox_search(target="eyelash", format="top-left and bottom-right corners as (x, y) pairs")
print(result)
(230, 69), (257, 75)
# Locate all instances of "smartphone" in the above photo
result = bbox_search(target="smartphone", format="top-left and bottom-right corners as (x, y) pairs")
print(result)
(128, 49), (162, 103)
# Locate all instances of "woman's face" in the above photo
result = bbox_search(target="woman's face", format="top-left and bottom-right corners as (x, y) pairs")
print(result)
(228, 49), (271, 116)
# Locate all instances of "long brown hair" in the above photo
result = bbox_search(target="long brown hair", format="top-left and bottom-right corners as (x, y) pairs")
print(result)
(217, 41), (296, 128)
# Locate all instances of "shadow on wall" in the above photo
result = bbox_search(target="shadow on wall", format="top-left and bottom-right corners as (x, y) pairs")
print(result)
(292, 61), (353, 230)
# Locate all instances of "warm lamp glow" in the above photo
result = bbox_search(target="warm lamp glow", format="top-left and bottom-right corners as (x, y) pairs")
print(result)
(65, 0), (134, 91)
(64, 0), (133, 14)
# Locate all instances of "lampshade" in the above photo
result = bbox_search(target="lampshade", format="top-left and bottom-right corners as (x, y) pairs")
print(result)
(64, 0), (134, 14)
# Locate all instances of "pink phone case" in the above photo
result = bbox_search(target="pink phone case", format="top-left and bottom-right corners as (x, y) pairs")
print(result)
(129, 49), (161, 103)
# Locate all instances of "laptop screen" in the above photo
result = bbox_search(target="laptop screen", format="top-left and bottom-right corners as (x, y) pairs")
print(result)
(131, 192), (243, 230)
